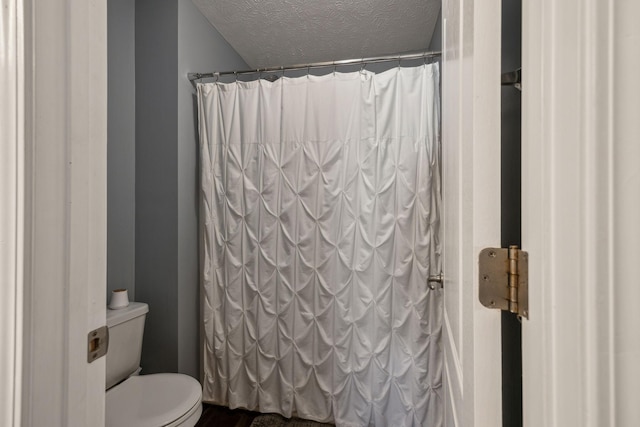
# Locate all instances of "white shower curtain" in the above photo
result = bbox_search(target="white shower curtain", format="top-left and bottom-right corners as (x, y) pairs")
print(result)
(197, 64), (442, 427)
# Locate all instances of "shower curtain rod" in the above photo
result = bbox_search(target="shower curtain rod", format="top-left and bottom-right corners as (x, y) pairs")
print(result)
(188, 50), (442, 82)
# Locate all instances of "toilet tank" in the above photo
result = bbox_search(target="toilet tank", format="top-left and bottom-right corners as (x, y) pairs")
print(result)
(105, 302), (149, 390)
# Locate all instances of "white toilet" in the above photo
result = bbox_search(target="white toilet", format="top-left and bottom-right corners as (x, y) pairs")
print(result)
(105, 302), (203, 427)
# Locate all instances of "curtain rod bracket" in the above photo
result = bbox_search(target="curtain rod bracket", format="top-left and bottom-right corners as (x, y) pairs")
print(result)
(501, 68), (522, 91)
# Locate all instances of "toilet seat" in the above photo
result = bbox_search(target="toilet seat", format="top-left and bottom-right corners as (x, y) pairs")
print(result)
(106, 373), (202, 427)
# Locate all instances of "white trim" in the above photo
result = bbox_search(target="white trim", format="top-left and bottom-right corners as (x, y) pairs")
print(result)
(522, 0), (640, 425)
(1, 1), (25, 425)
(19, 1), (107, 425)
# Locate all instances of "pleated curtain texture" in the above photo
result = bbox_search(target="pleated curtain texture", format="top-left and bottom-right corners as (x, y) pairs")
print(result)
(197, 63), (442, 427)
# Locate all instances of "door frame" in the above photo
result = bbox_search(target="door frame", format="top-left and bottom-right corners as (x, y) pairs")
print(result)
(1, 1), (25, 425)
(522, 0), (640, 425)
(2, 1), (108, 426)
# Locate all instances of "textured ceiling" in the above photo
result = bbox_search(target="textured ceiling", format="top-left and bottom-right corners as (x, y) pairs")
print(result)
(192, 0), (441, 69)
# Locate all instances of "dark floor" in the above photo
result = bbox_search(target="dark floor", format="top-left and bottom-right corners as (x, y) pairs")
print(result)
(195, 404), (259, 427)
(195, 404), (335, 427)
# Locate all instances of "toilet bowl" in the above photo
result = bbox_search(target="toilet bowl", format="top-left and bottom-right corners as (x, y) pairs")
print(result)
(106, 373), (202, 427)
(105, 302), (202, 427)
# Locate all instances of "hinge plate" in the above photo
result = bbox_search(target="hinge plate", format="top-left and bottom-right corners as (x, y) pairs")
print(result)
(479, 247), (529, 319)
(87, 326), (109, 363)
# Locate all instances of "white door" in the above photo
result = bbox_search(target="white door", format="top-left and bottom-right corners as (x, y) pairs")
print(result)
(1, 1), (25, 425)
(3, 1), (108, 426)
(522, 0), (640, 426)
(441, 0), (503, 426)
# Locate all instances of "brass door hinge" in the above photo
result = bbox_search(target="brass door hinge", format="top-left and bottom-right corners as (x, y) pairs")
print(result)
(479, 245), (528, 319)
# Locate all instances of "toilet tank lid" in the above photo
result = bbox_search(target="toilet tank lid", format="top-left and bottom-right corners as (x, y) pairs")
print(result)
(107, 302), (149, 328)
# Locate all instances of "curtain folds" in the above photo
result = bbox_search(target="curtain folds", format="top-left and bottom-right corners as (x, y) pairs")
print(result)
(197, 64), (442, 427)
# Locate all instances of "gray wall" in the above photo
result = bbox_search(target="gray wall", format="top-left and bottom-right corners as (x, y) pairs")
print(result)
(107, 0), (136, 298)
(428, 8), (442, 52)
(133, 0), (247, 377)
(176, 0), (248, 378)
(135, 0), (180, 375)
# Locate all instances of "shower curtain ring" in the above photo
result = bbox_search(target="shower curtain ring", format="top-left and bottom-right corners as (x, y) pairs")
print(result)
(234, 71), (238, 82)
